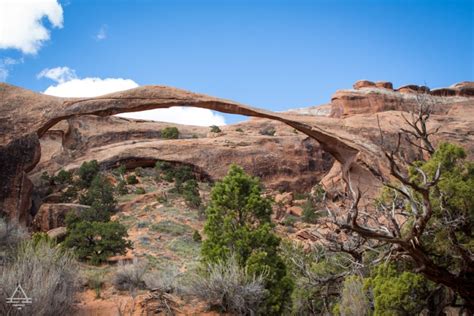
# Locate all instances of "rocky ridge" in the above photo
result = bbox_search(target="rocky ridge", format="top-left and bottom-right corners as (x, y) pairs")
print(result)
(0, 81), (473, 224)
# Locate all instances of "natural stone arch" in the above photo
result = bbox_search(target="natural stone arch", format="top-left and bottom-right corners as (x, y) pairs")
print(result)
(0, 83), (381, 223)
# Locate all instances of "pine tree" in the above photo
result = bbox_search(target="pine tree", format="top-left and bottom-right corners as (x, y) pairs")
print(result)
(202, 165), (293, 314)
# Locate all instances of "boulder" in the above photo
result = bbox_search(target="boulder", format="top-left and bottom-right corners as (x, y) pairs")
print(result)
(47, 226), (67, 240)
(292, 199), (307, 206)
(375, 81), (393, 90)
(287, 206), (303, 217)
(396, 84), (430, 94)
(32, 203), (90, 231)
(353, 80), (375, 89)
(275, 192), (294, 205)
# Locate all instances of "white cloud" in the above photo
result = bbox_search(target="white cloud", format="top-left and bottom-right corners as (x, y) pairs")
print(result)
(0, 57), (23, 81)
(116, 107), (226, 126)
(39, 67), (226, 126)
(37, 66), (77, 83)
(0, 0), (63, 54)
(43, 77), (139, 97)
(95, 24), (107, 41)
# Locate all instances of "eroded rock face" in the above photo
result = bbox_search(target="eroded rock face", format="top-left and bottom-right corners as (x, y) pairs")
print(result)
(0, 83), (361, 224)
(32, 203), (90, 231)
(331, 80), (473, 117)
(1, 81), (473, 225)
(30, 115), (334, 195)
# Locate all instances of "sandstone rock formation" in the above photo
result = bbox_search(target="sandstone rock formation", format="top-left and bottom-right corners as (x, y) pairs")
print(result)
(1, 81), (473, 225)
(0, 83), (362, 224)
(29, 115), (334, 196)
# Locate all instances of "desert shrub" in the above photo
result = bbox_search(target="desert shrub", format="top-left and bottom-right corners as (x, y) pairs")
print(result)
(144, 267), (181, 293)
(283, 215), (297, 227)
(155, 160), (174, 182)
(135, 187), (146, 195)
(64, 221), (132, 265)
(137, 221), (149, 229)
(210, 125), (221, 133)
(259, 126), (276, 136)
(113, 164), (127, 177)
(302, 199), (318, 224)
(156, 193), (168, 204)
(293, 192), (308, 200)
(0, 218), (27, 252)
(281, 242), (350, 315)
(31, 232), (52, 246)
(116, 179), (128, 195)
(161, 127), (179, 139)
(150, 220), (191, 236)
(84, 269), (107, 299)
(54, 169), (73, 184)
(202, 165), (293, 314)
(127, 174), (138, 185)
(235, 128), (244, 132)
(113, 259), (148, 292)
(183, 179), (201, 207)
(78, 160), (100, 188)
(186, 255), (267, 315)
(337, 275), (369, 316)
(60, 185), (78, 203)
(192, 230), (202, 242)
(40, 171), (51, 183)
(0, 239), (78, 316)
(0, 218), (27, 263)
(174, 165), (194, 193)
(134, 167), (144, 177)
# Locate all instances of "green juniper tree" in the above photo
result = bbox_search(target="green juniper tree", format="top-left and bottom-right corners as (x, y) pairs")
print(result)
(202, 165), (293, 314)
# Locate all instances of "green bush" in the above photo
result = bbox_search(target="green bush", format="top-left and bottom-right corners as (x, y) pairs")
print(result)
(156, 193), (168, 204)
(60, 185), (78, 203)
(161, 127), (179, 139)
(210, 125), (221, 133)
(55, 169), (73, 184)
(78, 160), (100, 188)
(174, 165), (194, 193)
(235, 128), (244, 132)
(127, 174), (139, 184)
(202, 165), (293, 314)
(64, 221), (132, 265)
(114, 164), (127, 177)
(150, 220), (191, 236)
(116, 179), (128, 195)
(183, 179), (201, 207)
(134, 167), (144, 177)
(283, 215), (297, 227)
(136, 187), (146, 195)
(192, 230), (202, 242)
(364, 264), (433, 315)
(155, 161), (175, 182)
(302, 199), (318, 224)
(79, 175), (116, 215)
(259, 126), (276, 136)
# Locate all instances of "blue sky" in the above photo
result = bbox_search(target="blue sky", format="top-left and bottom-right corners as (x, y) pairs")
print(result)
(0, 0), (472, 124)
